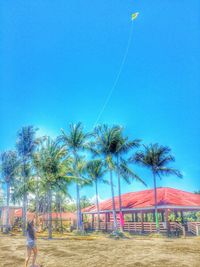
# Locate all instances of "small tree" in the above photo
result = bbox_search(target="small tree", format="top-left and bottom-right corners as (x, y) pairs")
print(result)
(86, 159), (107, 230)
(0, 151), (18, 232)
(33, 137), (70, 239)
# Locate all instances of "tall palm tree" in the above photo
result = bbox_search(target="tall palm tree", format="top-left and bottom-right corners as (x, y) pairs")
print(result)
(114, 131), (146, 230)
(0, 151), (18, 233)
(93, 124), (122, 232)
(33, 137), (70, 239)
(66, 155), (91, 231)
(86, 159), (107, 230)
(132, 143), (182, 232)
(16, 126), (38, 235)
(53, 182), (70, 233)
(59, 122), (91, 231)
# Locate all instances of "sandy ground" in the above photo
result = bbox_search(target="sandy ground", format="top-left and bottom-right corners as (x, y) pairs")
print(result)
(0, 234), (200, 267)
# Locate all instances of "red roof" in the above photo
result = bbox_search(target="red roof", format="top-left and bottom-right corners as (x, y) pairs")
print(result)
(83, 187), (200, 212)
(41, 212), (76, 220)
(15, 209), (35, 220)
(14, 209), (76, 221)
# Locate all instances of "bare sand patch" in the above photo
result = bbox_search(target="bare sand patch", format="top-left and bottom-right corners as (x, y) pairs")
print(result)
(0, 235), (199, 267)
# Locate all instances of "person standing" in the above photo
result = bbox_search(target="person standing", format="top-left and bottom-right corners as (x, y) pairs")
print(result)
(25, 220), (38, 267)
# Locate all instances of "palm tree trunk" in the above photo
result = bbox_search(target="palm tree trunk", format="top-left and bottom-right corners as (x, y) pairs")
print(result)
(76, 183), (82, 231)
(153, 171), (159, 232)
(55, 194), (59, 231)
(22, 160), (27, 236)
(22, 193), (27, 236)
(35, 175), (39, 227)
(59, 198), (63, 234)
(110, 170), (118, 232)
(73, 150), (83, 232)
(6, 181), (10, 233)
(48, 187), (52, 239)
(117, 156), (123, 232)
(95, 180), (100, 231)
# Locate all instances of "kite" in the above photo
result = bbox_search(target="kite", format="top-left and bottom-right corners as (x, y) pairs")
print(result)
(131, 12), (139, 20)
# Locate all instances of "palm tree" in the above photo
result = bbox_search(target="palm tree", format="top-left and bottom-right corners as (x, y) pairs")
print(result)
(132, 143), (182, 232)
(114, 130), (146, 230)
(59, 122), (91, 231)
(86, 159), (107, 230)
(33, 137), (70, 239)
(0, 151), (18, 233)
(16, 126), (38, 235)
(93, 124), (122, 232)
(54, 182), (70, 233)
(66, 155), (91, 231)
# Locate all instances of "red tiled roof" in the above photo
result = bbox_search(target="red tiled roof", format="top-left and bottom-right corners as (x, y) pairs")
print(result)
(83, 187), (200, 212)
(41, 212), (76, 220)
(14, 209), (35, 220)
(14, 209), (76, 220)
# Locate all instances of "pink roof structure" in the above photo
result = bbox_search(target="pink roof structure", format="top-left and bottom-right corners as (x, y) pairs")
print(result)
(83, 187), (200, 213)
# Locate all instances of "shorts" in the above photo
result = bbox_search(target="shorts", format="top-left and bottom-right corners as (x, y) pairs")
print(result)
(27, 240), (36, 249)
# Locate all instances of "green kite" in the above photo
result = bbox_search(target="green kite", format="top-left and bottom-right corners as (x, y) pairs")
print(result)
(131, 12), (139, 20)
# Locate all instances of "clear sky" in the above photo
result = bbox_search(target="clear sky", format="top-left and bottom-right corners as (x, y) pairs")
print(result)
(0, 0), (200, 200)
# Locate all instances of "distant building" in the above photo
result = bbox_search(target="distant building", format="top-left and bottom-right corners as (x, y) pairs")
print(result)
(0, 206), (22, 225)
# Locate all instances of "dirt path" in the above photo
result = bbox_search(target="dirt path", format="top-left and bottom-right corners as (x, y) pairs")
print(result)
(0, 235), (199, 267)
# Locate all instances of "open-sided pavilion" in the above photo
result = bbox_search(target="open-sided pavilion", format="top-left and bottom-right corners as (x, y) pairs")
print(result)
(83, 187), (200, 236)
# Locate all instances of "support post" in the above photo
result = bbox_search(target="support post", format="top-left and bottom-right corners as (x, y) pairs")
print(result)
(180, 211), (184, 223)
(105, 213), (108, 232)
(141, 211), (144, 234)
(92, 214), (94, 230)
(175, 210), (178, 219)
(161, 211), (165, 222)
(165, 209), (170, 236)
(135, 212), (138, 222)
(153, 211), (156, 222)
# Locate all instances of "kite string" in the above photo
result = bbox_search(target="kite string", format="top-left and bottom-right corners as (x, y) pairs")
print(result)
(93, 20), (134, 128)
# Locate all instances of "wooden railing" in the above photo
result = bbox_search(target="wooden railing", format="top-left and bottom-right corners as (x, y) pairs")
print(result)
(84, 221), (187, 236)
(187, 222), (200, 236)
(124, 222), (168, 233)
(123, 222), (143, 232)
(169, 222), (186, 237)
(85, 222), (119, 231)
(85, 221), (168, 233)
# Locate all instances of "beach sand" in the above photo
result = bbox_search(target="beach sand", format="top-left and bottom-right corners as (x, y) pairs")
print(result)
(0, 235), (199, 267)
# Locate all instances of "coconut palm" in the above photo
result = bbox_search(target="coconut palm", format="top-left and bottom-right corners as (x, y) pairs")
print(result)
(132, 143), (182, 232)
(53, 182), (71, 233)
(93, 124), (122, 232)
(86, 159), (107, 230)
(0, 151), (18, 232)
(114, 131), (146, 230)
(66, 155), (91, 231)
(33, 137), (70, 239)
(16, 126), (38, 235)
(59, 122), (91, 231)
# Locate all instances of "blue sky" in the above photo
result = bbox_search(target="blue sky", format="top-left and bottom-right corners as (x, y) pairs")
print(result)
(0, 0), (200, 200)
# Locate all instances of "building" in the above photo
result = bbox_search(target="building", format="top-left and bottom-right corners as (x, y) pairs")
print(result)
(0, 206), (22, 226)
(82, 187), (200, 235)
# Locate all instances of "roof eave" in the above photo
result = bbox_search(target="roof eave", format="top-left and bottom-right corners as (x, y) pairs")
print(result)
(82, 205), (200, 214)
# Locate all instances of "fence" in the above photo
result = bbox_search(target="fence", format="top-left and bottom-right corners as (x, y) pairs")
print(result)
(84, 221), (187, 236)
(187, 222), (200, 236)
